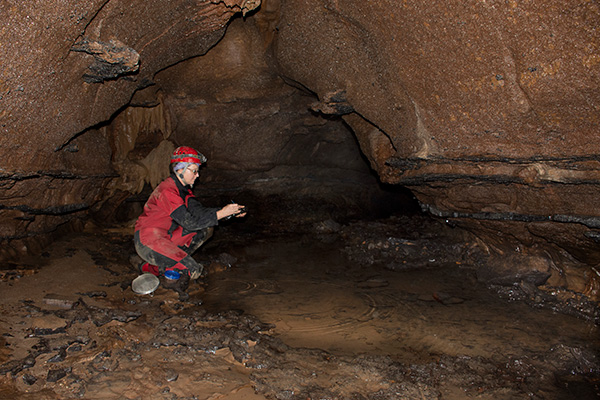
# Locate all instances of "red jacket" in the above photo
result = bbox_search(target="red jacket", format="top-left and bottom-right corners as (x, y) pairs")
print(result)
(135, 175), (218, 249)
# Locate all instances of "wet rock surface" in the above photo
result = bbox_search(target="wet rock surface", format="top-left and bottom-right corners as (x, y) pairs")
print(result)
(1, 213), (598, 399)
(338, 215), (600, 325)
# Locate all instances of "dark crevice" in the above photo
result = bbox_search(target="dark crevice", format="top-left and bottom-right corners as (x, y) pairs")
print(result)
(424, 203), (600, 229)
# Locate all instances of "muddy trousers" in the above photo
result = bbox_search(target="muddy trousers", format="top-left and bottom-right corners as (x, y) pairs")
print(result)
(134, 228), (213, 278)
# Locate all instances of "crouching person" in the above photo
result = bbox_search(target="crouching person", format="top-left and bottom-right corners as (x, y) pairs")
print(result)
(133, 146), (245, 297)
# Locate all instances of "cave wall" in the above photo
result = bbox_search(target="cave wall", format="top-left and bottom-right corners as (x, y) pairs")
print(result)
(270, 0), (600, 293)
(0, 0), (397, 260)
(0, 0), (259, 259)
(1, 0), (259, 166)
(98, 16), (398, 224)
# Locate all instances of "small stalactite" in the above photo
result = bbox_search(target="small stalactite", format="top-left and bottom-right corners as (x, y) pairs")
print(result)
(110, 95), (172, 162)
(106, 95), (175, 195)
(138, 141), (176, 190)
(583, 267), (600, 302)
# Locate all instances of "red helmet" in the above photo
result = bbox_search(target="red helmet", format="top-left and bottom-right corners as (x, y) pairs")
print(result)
(170, 146), (207, 165)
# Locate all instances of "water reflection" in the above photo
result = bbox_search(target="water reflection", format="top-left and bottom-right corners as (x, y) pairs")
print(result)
(204, 236), (599, 364)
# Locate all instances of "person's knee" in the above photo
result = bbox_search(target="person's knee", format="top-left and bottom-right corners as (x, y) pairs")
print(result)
(197, 227), (214, 243)
(185, 227), (214, 255)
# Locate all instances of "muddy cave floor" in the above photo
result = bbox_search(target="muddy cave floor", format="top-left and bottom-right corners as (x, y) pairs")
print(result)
(0, 213), (599, 400)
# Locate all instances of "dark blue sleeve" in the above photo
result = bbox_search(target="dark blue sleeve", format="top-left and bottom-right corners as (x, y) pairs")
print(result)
(170, 198), (218, 232)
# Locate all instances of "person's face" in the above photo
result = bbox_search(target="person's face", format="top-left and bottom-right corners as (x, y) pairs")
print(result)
(180, 165), (200, 186)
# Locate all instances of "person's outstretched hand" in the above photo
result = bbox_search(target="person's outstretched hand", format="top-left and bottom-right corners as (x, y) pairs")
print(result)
(217, 203), (246, 220)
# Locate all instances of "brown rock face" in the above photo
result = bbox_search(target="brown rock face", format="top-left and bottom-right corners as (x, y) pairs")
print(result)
(272, 0), (600, 289)
(0, 0), (259, 258)
(101, 16), (398, 222)
(1, 0), (258, 166)
(1, 0), (599, 297)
